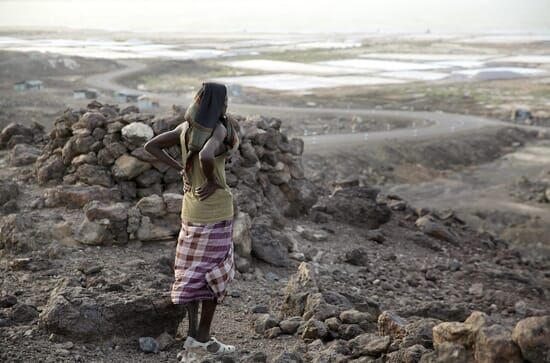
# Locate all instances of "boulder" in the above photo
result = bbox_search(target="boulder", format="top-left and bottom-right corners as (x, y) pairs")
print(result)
(136, 194), (166, 217)
(415, 216), (458, 243)
(39, 278), (185, 341)
(121, 122), (154, 145)
(162, 193), (183, 214)
(512, 315), (550, 363)
(378, 311), (408, 339)
(0, 180), (19, 206)
(112, 154), (151, 180)
(36, 153), (65, 183)
(474, 324), (522, 363)
(282, 262), (320, 318)
(9, 143), (41, 166)
(250, 223), (290, 266)
(0, 122), (36, 148)
(311, 186), (391, 229)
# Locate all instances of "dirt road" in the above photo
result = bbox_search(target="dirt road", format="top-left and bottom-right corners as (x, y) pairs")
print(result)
(85, 60), (538, 155)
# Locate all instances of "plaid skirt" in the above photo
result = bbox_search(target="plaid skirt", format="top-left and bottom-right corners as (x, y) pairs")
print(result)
(171, 218), (235, 304)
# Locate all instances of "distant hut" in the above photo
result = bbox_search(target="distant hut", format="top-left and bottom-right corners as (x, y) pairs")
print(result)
(137, 95), (160, 110)
(73, 89), (98, 100)
(13, 80), (43, 91)
(114, 91), (141, 103)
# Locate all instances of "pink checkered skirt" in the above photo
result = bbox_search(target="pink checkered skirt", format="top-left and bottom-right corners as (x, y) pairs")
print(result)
(171, 218), (235, 304)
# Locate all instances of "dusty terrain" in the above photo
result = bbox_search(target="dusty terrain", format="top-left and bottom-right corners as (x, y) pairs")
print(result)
(0, 29), (549, 363)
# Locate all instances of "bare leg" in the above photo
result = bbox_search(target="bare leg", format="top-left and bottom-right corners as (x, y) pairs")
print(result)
(195, 299), (220, 352)
(185, 302), (200, 339)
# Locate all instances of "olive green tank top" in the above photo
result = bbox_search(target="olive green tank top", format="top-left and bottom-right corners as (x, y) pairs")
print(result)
(179, 125), (234, 224)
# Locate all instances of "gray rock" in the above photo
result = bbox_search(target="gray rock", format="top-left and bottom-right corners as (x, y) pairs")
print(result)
(250, 223), (290, 266)
(36, 153), (65, 183)
(312, 186), (390, 229)
(121, 122), (154, 145)
(75, 164), (113, 187)
(302, 319), (327, 340)
(254, 313), (280, 334)
(512, 316), (550, 363)
(74, 219), (112, 245)
(233, 211), (252, 257)
(344, 247), (369, 266)
(112, 154), (151, 180)
(162, 193), (183, 214)
(0, 180), (19, 206)
(138, 337), (159, 354)
(9, 143), (41, 166)
(137, 194), (166, 217)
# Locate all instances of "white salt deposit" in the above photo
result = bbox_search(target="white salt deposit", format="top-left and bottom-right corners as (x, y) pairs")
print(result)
(210, 73), (405, 91)
(430, 60), (487, 68)
(380, 71), (449, 81)
(459, 35), (550, 44)
(223, 59), (374, 75)
(361, 53), (493, 61)
(452, 67), (546, 81)
(292, 41), (362, 50)
(316, 59), (449, 71)
(495, 56), (550, 64)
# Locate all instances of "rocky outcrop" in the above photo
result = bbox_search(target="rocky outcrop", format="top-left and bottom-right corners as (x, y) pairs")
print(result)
(0, 122), (45, 149)
(39, 278), (185, 341)
(310, 186), (391, 228)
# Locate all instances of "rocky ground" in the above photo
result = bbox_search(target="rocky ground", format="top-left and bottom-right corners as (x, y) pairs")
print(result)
(1, 103), (549, 362)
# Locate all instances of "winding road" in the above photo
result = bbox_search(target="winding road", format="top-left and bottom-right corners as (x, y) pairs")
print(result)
(85, 60), (528, 155)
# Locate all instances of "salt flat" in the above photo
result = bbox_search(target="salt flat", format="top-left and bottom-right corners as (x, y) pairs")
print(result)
(458, 34), (550, 44)
(316, 58), (449, 71)
(380, 71), (449, 81)
(361, 53), (494, 61)
(210, 73), (405, 90)
(223, 59), (375, 75)
(452, 67), (546, 80)
(495, 56), (550, 64)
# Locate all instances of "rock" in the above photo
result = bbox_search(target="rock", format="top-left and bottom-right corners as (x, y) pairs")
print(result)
(73, 219), (112, 245)
(233, 211), (252, 257)
(474, 324), (522, 363)
(289, 138), (304, 155)
(340, 310), (371, 325)
(403, 318), (442, 349)
(250, 223), (290, 266)
(162, 193), (183, 214)
(43, 185), (121, 208)
(349, 333), (391, 357)
(139, 337), (159, 353)
(36, 153), (65, 183)
(254, 314), (280, 334)
(420, 342), (474, 363)
(9, 143), (41, 166)
(0, 295), (17, 308)
(121, 122), (154, 145)
(302, 319), (327, 340)
(75, 164), (113, 187)
(303, 292), (350, 321)
(397, 301), (470, 322)
(415, 216), (458, 243)
(433, 322), (476, 350)
(265, 326), (283, 339)
(386, 344), (428, 363)
(0, 180), (19, 206)
(39, 278), (185, 341)
(280, 317), (302, 334)
(84, 200), (129, 222)
(252, 305), (269, 314)
(311, 186), (391, 229)
(155, 332), (176, 350)
(136, 214), (180, 241)
(112, 154), (151, 180)
(73, 111), (105, 130)
(378, 311), (408, 339)
(344, 247), (369, 266)
(135, 169), (162, 187)
(1, 122), (36, 148)
(512, 315), (550, 363)
(282, 262), (320, 318)
(9, 304), (39, 323)
(71, 152), (97, 166)
(468, 283), (484, 297)
(272, 351), (303, 363)
(136, 194), (166, 217)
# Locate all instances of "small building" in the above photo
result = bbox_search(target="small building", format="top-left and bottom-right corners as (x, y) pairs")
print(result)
(114, 91), (141, 103)
(137, 95), (160, 110)
(13, 80), (43, 91)
(73, 89), (98, 100)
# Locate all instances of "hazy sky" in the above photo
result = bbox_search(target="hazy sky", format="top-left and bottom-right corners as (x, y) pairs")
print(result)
(1, 0), (549, 33)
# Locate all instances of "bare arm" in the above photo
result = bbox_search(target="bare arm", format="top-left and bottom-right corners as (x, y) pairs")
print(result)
(144, 123), (185, 173)
(195, 123), (227, 200)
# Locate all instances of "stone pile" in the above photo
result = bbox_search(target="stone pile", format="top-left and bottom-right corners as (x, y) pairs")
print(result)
(0, 121), (46, 167)
(1, 101), (318, 251)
